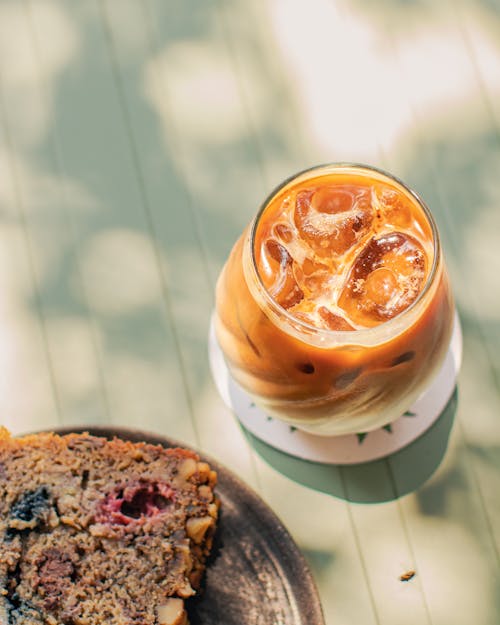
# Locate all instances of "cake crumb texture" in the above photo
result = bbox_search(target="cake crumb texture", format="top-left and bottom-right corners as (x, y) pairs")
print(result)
(0, 428), (218, 625)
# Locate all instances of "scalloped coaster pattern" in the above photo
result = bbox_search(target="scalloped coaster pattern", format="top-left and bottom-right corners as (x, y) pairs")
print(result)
(209, 313), (462, 465)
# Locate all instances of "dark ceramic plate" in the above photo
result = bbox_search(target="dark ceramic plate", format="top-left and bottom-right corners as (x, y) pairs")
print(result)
(49, 426), (325, 625)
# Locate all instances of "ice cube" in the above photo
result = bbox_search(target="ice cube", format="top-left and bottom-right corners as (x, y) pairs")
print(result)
(261, 238), (304, 309)
(339, 232), (427, 326)
(272, 222), (294, 244)
(317, 306), (355, 331)
(287, 301), (354, 331)
(294, 185), (373, 256)
(374, 186), (412, 228)
(293, 257), (333, 298)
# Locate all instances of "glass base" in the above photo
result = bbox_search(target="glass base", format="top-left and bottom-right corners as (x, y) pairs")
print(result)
(208, 312), (462, 465)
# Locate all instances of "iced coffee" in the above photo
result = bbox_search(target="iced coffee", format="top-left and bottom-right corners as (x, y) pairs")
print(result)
(215, 164), (454, 435)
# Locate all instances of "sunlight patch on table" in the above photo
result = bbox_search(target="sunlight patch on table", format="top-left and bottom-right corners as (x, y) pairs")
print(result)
(0, 225), (59, 432)
(0, 147), (100, 296)
(76, 228), (167, 315)
(347, 505), (435, 622)
(0, 0), (79, 148)
(454, 3), (500, 125)
(142, 28), (268, 224)
(458, 333), (500, 444)
(166, 248), (214, 323)
(194, 382), (260, 490)
(44, 316), (100, 400)
(105, 354), (194, 441)
(460, 202), (500, 322)
(0, 147), (98, 217)
(267, 0), (500, 163)
(396, 24), (500, 118)
(267, 0), (406, 160)
(253, 455), (379, 625)
(144, 40), (252, 145)
(399, 513), (494, 624)
(253, 452), (339, 549)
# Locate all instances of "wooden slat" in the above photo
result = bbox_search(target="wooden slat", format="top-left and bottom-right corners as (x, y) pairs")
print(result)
(141, 0), (267, 266)
(0, 83), (60, 432)
(215, 0), (313, 190)
(19, 0), (122, 427)
(452, 0), (500, 134)
(23, 0), (198, 442)
(449, 0), (500, 403)
(0, 1), (69, 431)
(99, 0), (260, 485)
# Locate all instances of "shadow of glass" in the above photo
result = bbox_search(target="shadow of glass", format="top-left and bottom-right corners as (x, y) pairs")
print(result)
(244, 387), (458, 504)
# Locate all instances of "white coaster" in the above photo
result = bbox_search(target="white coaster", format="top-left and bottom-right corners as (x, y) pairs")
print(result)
(209, 313), (462, 465)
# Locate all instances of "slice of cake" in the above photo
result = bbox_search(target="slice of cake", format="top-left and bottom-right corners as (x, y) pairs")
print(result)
(0, 429), (218, 625)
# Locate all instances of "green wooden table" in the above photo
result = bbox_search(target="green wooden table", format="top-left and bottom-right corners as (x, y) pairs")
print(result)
(1, 1), (499, 623)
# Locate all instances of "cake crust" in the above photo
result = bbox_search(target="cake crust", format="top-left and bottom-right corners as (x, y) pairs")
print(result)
(0, 428), (218, 625)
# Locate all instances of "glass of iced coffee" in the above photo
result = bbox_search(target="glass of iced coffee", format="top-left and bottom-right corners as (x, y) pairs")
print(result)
(214, 164), (454, 436)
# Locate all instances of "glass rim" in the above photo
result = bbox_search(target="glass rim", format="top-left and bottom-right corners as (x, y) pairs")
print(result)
(249, 162), (441, 343)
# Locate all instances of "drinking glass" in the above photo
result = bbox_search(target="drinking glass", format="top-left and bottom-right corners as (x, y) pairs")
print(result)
(214, 164), (454, 436)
